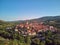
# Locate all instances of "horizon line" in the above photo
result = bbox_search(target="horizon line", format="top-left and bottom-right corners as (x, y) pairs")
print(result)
(0, 15), (60, 21)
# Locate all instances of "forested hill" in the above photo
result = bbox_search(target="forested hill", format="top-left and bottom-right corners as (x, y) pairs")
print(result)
(0, 16), (60, 28)
(0, 16), (60, 23)
(0, 16), (60, 45)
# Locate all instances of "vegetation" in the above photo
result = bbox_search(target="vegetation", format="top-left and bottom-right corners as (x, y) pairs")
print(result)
(0, 16), (60, 45)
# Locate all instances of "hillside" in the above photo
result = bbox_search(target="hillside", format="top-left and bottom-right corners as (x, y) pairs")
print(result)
(0, 16), (60, 45)
(8, 16), (60, 23)
(0, 16), (60, 28)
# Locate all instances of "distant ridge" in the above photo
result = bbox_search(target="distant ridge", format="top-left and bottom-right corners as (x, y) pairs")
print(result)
(0, 16), (60, 24)
(8, 16), (60, 23)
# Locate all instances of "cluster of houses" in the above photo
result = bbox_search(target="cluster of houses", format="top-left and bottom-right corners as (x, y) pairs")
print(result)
(14, 21), (57, 36)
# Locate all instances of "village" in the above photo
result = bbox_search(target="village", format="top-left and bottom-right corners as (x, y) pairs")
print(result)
(14, 21), (57, 36)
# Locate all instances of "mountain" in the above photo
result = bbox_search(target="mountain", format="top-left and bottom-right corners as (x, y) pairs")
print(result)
(0, 16), (60, 28)
(31, 16), (60, 22)
(1, 16), (60, 23)
(8, 16), (60, 23)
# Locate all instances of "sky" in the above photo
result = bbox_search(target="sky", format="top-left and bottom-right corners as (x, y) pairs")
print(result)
(0, 0), (60, 21)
